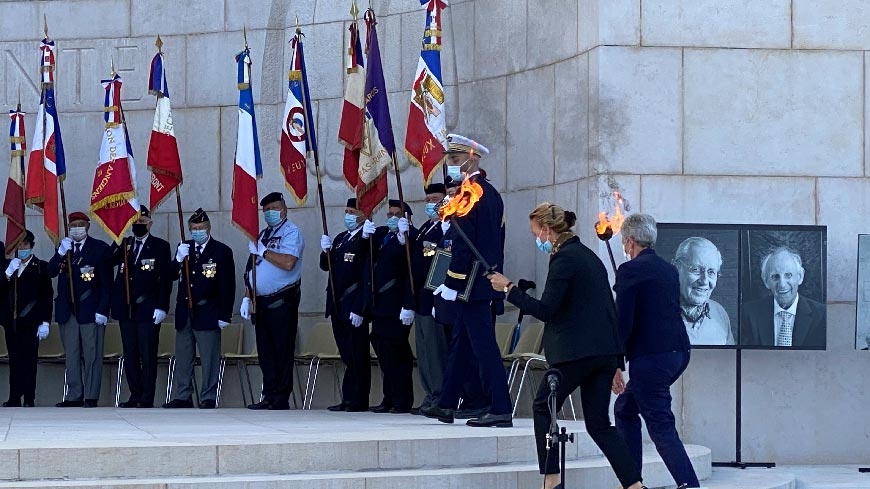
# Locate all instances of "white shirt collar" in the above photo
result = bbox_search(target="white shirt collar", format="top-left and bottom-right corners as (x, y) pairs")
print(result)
(135, 234), (149, 245)
(774, 294), (799, 316)
(348, 226), (363, 238)
(194, 238), (210, 251)
(16, 256), (33, 276)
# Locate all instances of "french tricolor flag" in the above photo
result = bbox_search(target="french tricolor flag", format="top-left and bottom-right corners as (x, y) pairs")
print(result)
(146, 50), (183, 211)
(280, 31), (316, 207)
(337, 19), (365, 190)
(231, 47), (262, 242)
(24, 86), (65, 244)
(4, 108), (27, 255)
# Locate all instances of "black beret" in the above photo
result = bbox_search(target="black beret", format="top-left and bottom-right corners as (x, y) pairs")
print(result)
(346, 198), (357, 208)
(388, 199), (413, 215)
(425, 183), (446, 195)
(260, 192), (284, 206)
(189, 208), (210, 224)
(139, 205), (150, 218)
(22, 230), (34, 246)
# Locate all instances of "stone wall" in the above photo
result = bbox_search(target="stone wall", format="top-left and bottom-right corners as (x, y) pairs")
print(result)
(0, 0), (867, 463)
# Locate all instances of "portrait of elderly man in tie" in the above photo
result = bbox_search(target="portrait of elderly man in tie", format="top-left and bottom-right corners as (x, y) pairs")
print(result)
(673, 237), (735, 346)
(740, 246), (826, 349)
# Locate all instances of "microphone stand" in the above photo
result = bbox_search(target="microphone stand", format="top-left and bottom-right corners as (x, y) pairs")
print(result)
(546, 378), (574, 488)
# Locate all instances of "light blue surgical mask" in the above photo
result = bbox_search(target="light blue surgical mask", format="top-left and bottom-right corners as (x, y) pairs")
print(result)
(191, 229), (209, 245)
(345, 213), (360, 231)
(386, 216), (400, 231)
(264, 210), (282, 227)
(425, 203), (439, 220)
(446, 166), (463, 182)
(535, 230), (553, 254)
(16, 249), (31, 260)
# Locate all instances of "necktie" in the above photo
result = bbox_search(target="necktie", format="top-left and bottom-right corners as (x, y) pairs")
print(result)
(776, 310), (794, 347)
(133, 241), (142, 260)
(194, 245), (202, 263)
(73, 243), (82, 262)
(261, 228), (273, 246)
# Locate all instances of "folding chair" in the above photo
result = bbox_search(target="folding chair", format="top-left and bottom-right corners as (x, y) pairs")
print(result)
(224, 343), (258, 407)
(295, 323), (341, 410)
(0, 327), (8, 363)
(216, 323), (242, 407)
(37, 323), (65, 400)
(158, 323), (176, 404)
(494, 322), (515, 356)
(103, 323), (124, 407)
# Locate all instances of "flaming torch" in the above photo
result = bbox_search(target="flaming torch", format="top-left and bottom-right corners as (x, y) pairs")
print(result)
(595, 191), (626, 273)
(437, 173), (495, 273)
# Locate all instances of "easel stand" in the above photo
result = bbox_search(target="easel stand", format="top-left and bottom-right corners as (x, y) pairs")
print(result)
(711, 348), (776, 469)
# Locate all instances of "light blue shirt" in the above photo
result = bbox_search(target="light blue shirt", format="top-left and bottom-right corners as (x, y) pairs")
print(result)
(247, 219), (304, 295)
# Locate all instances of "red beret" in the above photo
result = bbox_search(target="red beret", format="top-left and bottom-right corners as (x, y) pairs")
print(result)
(68, 212), (90, 223)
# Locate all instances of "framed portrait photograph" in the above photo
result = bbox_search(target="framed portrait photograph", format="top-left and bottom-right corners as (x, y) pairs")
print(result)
(739, 226), (827, 350)
(657, 224), (740, 348)
(855, 235), (870, 351)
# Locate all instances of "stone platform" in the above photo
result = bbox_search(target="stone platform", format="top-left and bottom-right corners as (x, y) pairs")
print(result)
(0, 408), (712, 488)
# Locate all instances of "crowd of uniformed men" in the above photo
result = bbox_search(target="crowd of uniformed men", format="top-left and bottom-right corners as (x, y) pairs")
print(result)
(0, 134), (514, 426)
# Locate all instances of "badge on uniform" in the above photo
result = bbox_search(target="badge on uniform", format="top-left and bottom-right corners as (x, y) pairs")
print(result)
(202, 261), (217, 278)
(423, 241), (437, 257)
(80, 265), (95, 282)
(267, 237), (281, 250)
(343, 252), (355, 263)
(441, 239), (453, 252)
(140, 258), (156, 271)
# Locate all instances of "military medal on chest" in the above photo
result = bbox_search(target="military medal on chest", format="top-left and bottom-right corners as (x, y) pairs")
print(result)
(140, 258), (156, 271)
(80, 265), (95, 282)
(202, 260), (217, 278)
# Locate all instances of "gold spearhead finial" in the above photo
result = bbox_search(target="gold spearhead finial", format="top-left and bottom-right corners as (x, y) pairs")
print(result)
(243, 25), (249, 49)
(155, 34), (163, 53)
(351, 0), (359, 20)
(17, 86), (21, 112)
(43, 14), (48, 39)
(295, 15), (301, 34)
(111, 57), (116, 76)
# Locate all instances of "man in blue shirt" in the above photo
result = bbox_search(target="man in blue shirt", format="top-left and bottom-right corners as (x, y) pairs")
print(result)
(241, 192), (304, 411)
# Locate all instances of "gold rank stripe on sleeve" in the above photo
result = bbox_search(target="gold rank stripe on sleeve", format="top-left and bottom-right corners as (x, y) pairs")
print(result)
(446, 270), (466, 280)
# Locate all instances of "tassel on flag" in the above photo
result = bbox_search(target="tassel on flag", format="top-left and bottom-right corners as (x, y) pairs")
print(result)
(405, 0), (449, 185)
(4, 108), (27, 255)
(24, 35), (66, 245)
(280, 30), (317, 206)
(356, 13), (393, 217)
(89, 73), (140, 243)
(146, 45), (183, 211)
(338, 10), (366, 190)
(231, 45), (263, 242)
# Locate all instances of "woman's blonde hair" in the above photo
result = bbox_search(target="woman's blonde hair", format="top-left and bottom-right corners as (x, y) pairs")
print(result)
(528, 202), (577, 234)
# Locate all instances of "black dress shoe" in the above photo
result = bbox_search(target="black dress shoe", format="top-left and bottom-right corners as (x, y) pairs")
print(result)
(118, 400), (138, 408)
(345, 404), (368, 412)
(389, 407), (411, 414)
(162, 399), (194, 409)
(136, 403), (153, 408)
(454, 407), (489, 419)
(2, 401), (20, 407)
(410, 406), (422, 416)
(83, 399), (98, 408)
(420, 405), (454, 424)
(199, 399), (216, 409)
(466, 412), (513, 428)
(268, 402), (290, 411)
(22, 401), (34, 407)
(56, 400), (84, 407)
(327, 403), (347, 412)
(369, 404), (391, 413)
(247, 400), (272, 410)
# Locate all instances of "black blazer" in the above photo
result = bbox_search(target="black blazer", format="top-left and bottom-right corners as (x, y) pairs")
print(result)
(173, 238), (236, 331)
(364, 226), (416, 318)
(319, 229), (369, 319)
(507, 236), (623, 366)
(1, 257), (53, 327)
(613, 248), (691, 361)
(109, 235), (173, 322)
(410, 220), (444, 316)
(48, 237), (112, 325)
(740, 296), (826, 348)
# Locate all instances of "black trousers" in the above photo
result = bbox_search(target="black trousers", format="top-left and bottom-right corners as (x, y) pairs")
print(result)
(255, 286), (301, 406)
(534, 356), (641, 488)
(330, 313), (371, 409)
(120, 318), (161, 406)
(370, 315), (414, 410)
(5, 321), (39, 404)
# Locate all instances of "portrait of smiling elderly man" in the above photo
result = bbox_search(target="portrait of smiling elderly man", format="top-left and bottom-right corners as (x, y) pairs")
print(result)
(673, 237), (734, 346)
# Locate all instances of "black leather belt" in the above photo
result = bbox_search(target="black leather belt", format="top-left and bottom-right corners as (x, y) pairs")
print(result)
(257, 280), (301, 299)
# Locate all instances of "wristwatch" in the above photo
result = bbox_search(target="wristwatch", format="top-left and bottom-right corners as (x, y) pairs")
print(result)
(503, 282), (513, 293)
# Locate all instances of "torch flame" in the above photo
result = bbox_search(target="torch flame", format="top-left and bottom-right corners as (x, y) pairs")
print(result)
(439, 178), (483, 221)
(595, 191), (626, 236)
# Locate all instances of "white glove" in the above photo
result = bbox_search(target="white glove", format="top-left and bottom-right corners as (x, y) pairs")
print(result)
(362, 219), (376, 238)
(175, 243), (190, 263)
(398, 217), (410, 234)
(240, 297), (252, 320)
(57, 237), (73, 256)
(440, 221), (451, 234)
(433, 284), (458, 302)
(349, 312), (363, 328)
(37, 322), (49, 340)
(5, 258), (21, 278)
(248, 240), (266, 257)
(152, 309), (167, 325)
(94, 313), (108, 326)
(320, 234), (332, 252)
(218, 320), (230, 329)
(399, 308), (415, 326)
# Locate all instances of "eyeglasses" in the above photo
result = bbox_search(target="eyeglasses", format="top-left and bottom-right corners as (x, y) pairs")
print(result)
(682, 264), (721, 280)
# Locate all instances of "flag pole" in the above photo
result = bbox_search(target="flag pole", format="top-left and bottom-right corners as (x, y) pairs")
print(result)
(12, 96), (24, 330)
(294, 20), (339, 315)
(391, 149), (415, 297)
(112, 60), (133, 317)
(242, 26), (258, 323)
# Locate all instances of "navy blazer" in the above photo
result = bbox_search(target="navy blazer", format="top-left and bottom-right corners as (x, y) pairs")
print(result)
(740, 296), (826, 348)
(364, 226), (416, 318)
(1, 257), (53, 327)
(173, 238), (236, 331)
(109, 235), (173, 322)
(48, 237), (112, 325)
(613, 248), (690, 361)
(319, 229), (369, 319)
(410, 219), (444, 316)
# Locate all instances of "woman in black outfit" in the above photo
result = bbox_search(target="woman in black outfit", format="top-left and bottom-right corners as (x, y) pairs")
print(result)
(489, 203), (644, 489)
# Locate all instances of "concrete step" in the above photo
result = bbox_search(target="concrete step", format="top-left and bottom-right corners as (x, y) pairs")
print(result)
(0, 445), (712, 489)
(701, 468), (797, 489)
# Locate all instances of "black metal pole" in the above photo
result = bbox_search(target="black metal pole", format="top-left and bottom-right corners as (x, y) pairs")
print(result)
(447, 216), (494, 273)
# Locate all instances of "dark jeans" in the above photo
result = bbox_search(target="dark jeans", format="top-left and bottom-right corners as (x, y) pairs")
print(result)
(615, 350), (699, 488)
(255, 286), (301, 406)
(330, 313), (371, 409)
(534, 356), (641, 487)
(5, 321), (39, 404)
(120, 318), (160, 406)
(370, 315), (414, 410)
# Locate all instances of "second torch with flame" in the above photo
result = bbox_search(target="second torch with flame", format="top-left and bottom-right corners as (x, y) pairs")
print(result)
(595, 192), (626, 273)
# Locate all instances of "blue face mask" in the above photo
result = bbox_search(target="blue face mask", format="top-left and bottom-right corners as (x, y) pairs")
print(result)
(191, 229), (209, 245)
(386, 216), (400, 231)
(535, 230), (553, 254)
(425, 203), (439, 219)
(345, 213), (360, 231)
(16, 249), (31, 260)
(446, 166), (463, 182)
(264, 209), (282, 227)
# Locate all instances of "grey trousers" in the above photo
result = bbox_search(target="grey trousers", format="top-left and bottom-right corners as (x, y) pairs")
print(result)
(172, 319), (221, 402)
(60, 317), (105, 402)
(414, 314), (449, 407)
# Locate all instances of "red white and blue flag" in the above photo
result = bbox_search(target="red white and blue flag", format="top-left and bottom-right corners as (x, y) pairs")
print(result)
(90, 74), (140, 244)
(4, 108), (27, 255)
(24, 36), (65, 245)
(338, 19), (365, 190)
(280, 31), (317, 207)
(356, 14), (392, 217)
(405, 0), (449, 185)
(231, 47), (263, 242)
(147, 50), (183, 211)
